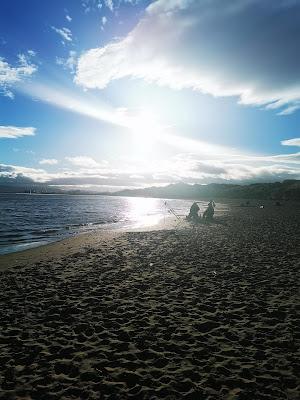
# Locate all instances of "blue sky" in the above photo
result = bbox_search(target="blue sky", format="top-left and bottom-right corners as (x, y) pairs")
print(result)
(0, 0), (299, 191)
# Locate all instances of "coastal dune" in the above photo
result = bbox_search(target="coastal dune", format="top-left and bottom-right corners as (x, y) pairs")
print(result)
(0, 204), (299, 399)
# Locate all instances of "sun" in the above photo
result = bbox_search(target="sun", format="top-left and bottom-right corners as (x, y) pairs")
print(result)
(128, 110), (163, 157)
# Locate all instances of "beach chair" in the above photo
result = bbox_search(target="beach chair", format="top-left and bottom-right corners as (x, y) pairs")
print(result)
(163, 201), (187, 229)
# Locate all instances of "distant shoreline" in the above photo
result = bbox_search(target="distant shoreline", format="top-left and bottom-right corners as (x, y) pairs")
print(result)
(0, 192), (299, 202)
(0, 179), (299, 200)
(0, 214), (178, 271)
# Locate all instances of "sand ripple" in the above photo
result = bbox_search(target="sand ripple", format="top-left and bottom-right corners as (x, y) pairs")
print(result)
(0, 205), (299, 399)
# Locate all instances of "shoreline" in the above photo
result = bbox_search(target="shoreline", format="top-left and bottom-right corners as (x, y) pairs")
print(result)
(0, 198), (296, 271)
(0, 215), (180, 271)
(0, 193), (196, 260)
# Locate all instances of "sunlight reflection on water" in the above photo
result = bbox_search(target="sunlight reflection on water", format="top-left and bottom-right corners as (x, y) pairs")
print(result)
(125, 197), (165, 228)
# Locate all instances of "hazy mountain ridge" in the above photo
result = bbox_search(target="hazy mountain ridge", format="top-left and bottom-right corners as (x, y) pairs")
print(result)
(0, 183), (109, 196)
(113, 180), (300, 200)
(0, 180), (299, 200)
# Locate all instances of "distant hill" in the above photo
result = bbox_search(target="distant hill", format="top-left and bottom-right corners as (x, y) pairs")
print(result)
(1, 180), (299, 200)
(0, 183), (109, 196)
(0, 184), (62, 194)
(112, 180), (300, 201)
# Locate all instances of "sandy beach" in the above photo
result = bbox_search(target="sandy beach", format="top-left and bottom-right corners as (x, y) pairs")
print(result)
(0, 203), (299, 400)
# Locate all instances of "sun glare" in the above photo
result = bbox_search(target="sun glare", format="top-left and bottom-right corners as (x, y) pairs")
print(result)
(128, 110), (163, 156)
(126, 196), (163, 228)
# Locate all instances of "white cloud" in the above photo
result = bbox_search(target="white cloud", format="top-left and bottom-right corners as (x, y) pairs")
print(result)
(13, 148), (35, 154)
(146, 153), (300, 184)
(52, 26), (73, 43)
(277, 104), (300, 116)
(82, 0), (102, 13)
(104, 0), (114, 12)
(281, 138), (300, 147)
(0, 54), (37, 98)
(227, 152), (300, 165)
(65, 156), (101, 168)
(122, 0), (141, 4)
(81, 0), (142, 14)
(82, 0), (141, 14)
(27, 50), (36, 57)
(75, 0), (300, 114)
(56, 51), (77, 73)
(0, 126), (36, 139)
(39, 159), (58, 165)
(0, 163), (51, 183)
(101, 16), (108, 30)
(66, 14), (72, 22)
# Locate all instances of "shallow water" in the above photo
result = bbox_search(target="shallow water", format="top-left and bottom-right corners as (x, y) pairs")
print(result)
(0, 194), (228, 254)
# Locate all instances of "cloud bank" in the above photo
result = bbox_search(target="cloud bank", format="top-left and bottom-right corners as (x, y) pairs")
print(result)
(75, 0), (300, 114)
(1, 150), (299, 191)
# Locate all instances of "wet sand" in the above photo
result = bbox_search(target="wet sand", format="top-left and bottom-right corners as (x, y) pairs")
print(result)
(0, 203), (299, 399)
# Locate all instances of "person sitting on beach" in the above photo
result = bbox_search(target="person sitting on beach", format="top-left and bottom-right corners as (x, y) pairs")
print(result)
(203, 200), (215, 220)
(187, 202), (200, 222)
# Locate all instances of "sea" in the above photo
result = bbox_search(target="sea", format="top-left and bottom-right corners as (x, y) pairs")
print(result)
(0, 194), (228, 255)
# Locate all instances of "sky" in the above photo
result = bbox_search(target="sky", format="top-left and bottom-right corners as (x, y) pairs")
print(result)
(0, 0), (300, 191)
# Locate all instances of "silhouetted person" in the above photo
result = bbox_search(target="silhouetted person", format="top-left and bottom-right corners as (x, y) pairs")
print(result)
(187, 202), (200, 222)
(203, 200), (215, 220)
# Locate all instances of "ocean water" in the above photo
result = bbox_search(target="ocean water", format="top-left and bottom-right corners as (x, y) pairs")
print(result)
(0, 194), (228, 255)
